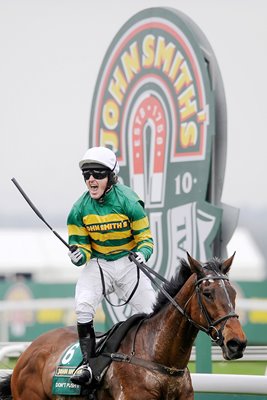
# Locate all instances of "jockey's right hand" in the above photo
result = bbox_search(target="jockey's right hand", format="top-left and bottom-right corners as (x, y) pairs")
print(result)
(68, 245), (84, 264)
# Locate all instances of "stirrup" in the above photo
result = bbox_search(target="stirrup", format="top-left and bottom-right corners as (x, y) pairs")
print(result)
(70, 364), (93, 385)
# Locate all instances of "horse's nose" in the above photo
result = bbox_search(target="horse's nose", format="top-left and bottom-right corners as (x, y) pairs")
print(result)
(226, 338), (247, 358)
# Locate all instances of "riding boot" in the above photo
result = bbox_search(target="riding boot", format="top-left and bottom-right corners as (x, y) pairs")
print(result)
(70, 321), (96, 386)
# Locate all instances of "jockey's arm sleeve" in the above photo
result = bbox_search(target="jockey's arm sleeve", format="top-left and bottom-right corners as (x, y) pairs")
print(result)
(67, 207), (92, 265)
(130, 201), (154, 261)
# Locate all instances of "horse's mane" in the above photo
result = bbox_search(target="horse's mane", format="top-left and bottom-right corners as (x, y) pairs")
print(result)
(151, 256), (225, 315)
(151, 258), (192, 315)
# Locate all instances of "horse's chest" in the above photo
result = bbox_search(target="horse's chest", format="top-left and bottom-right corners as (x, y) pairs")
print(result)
(159, 372), (192, 400)
(102, 363), (192, 400)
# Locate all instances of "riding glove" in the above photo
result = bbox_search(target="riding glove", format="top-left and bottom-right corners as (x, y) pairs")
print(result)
(68, 245), (84, 265)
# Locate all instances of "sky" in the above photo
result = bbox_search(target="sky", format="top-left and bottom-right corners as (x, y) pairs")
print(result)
(1, 0), (267, 231)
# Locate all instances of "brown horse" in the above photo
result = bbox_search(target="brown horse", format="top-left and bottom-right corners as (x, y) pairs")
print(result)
(0, 253), (247, 400)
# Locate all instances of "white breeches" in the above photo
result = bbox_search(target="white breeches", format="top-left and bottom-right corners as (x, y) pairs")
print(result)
(75, 255), (156, 324)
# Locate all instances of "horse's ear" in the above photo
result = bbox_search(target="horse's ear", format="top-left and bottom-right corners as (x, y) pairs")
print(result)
(186, 252), (203, 275)
(222, 252), (236, 274)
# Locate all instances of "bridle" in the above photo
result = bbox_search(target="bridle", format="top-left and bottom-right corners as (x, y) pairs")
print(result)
(182, 274), (238, 346)
(129, 252), (238, 347)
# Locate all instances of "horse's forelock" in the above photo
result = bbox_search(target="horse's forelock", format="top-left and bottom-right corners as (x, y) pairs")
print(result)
(203, 257), (225, 274)
(151, 258), (192, 314)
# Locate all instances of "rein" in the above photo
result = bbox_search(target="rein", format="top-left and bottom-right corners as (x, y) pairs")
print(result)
(128, 252), (238, 345)
(128, 252), (186, 314)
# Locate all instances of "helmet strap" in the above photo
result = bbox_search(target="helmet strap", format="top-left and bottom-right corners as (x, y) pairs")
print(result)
(97, 172), (117, 203)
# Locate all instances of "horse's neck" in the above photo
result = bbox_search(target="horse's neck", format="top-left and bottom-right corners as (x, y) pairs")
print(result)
(151, 280), (198, 368)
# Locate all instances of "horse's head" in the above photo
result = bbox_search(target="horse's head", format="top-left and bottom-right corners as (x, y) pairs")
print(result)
(186, 252), (247, 360)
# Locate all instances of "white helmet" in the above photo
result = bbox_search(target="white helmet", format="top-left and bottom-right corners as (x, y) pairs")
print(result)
(79, 146), (120, 175)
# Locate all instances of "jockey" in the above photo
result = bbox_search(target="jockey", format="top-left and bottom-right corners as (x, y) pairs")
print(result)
(67, 146), (156, 386)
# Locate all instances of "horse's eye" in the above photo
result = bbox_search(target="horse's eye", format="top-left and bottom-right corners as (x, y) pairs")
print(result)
(203, 291), (212, 300)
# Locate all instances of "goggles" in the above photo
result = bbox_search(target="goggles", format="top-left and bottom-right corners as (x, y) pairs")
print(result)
(82, 169), (110, 180)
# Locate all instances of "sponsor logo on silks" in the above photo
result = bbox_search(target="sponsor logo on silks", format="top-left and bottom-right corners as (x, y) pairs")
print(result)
(89, 8), (223, 325)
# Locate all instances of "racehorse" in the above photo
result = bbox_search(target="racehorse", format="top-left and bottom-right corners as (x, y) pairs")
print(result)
(0, 253), (247, 399)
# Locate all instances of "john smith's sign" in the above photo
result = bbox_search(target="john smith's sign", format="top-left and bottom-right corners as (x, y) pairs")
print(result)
(89, 8), (225, 324)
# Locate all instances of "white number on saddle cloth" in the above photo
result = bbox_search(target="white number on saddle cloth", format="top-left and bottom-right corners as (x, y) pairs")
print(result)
(61, 343), (79, 365)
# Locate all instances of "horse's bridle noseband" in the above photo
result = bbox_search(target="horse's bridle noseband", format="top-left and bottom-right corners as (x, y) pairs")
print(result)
(184, 274), (238, 346)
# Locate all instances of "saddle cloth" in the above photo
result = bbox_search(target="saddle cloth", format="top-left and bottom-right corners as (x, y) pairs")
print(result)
(52, 313), (146, 396)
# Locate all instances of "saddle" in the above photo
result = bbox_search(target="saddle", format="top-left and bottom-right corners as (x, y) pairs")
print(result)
(52, 313), (146, 396)
(92, 313), (146, 381)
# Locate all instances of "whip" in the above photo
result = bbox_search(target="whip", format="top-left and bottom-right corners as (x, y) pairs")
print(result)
(11, 177), (70, 249)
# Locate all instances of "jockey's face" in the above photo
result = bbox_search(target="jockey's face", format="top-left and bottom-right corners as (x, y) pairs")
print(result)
(85, 175), (108, 200)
